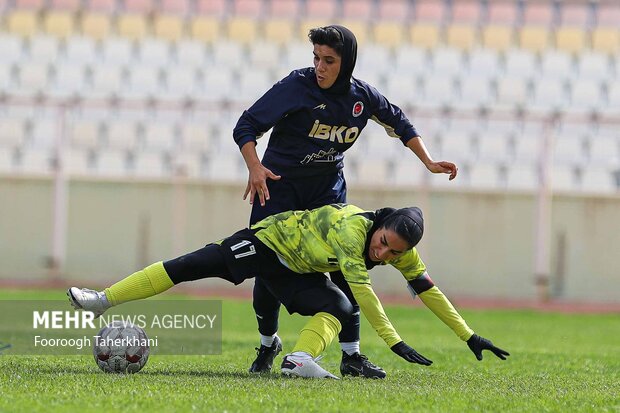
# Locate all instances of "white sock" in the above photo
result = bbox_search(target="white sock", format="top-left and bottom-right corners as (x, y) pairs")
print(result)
(290, 351), (312, 360)
(340, 341), (360, 356)
(260, 334), (278, 347)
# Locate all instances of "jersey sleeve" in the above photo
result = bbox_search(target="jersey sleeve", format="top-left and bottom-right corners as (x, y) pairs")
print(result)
(391, 251), (473, 341)
(418, 286), (474, 341)
(349, 283), (402, 347)
(233, 71), (306, 149)
(364, 82), (419, 146)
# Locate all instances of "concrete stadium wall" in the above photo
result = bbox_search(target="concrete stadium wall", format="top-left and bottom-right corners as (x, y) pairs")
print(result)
(1, 177), (618, 303)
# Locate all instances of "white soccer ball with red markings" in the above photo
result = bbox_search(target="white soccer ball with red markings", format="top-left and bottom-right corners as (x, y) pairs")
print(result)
(93, 321), (149, 373)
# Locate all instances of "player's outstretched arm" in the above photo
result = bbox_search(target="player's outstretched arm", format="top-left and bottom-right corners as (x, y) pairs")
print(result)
(466, 334), (510, 361)
(347, 282), (433, 366)
(415, 283), (510, 361)
(405, 136), (458, 180)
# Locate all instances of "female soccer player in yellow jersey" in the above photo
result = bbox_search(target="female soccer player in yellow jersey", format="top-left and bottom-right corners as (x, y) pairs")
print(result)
(69, 204), (509, 379)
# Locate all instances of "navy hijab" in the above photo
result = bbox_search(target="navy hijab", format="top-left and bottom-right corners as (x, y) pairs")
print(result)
(322, 25), (358, 95)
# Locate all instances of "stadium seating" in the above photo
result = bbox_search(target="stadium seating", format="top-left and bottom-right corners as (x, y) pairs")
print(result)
(0, 0), (617, 193)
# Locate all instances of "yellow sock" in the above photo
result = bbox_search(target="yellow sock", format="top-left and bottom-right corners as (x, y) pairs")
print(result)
(104, 261), (174, 306)
(292, 312), (342, 358)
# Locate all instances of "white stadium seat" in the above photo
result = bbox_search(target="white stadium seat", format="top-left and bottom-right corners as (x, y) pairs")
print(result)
(175, 40), (208, 68)
(101, 37), (133, 65)
(89, 64), (124, 99)
(30, 118), (57, 150)
(459, 77), (495, 110)
(385, 73), (417, 105)
(477, 132), (512, 163)
(132, 152), (168, 178)
(581, 167), (617, 193)
(69, 119), (101, 149)
(18, 148), (52, 174)
(236, 71), (273, 102)
(439, 132), (475, 163)
(27, 35), (60, 64)
(430, 47), (464, 77)
(576, 52), (612, 82)
(504, 49), (538, 80)
(540, 50), (574, 81)
(393, 45), (427, 76)
(95, 149), (128, 177)
(467, 48), (501, 79)
(64, 36), (99, 65)
(248, 41), (282, 71)
(506, 163), (539, 191)
(203, 71), (236, 102)
(496, 77), (529, 110)
(0, 147), (14, 172)
(49, 62), (88, 99)
(286, 41), (312, 69)
(143, 122), (177, 152)
(206, 156), (245, 182)
(66, 147), (92, 175)
(13, 63), (50, 97)
(0, 117), (28, 148)
(568, 80), (604, 113)
(212, 40), (244, 70)
(354, 158), (392, 186)
(137, 38), (171, 67)
(0, 35), (24, 65)
(588, 135), (619, 164)
(419, 75), (457, 109)
(180, 123), (211, 153)
(553, 135), (586, 165)
(120, 65), (162, 100)
(105, 120), (139, 150)
(163, 66), (200, 101)
(529, 78), (568, 114)
(551, 164), (577, 191)
(468, 163), (501, 190)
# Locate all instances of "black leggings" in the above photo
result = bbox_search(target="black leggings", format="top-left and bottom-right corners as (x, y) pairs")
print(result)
(163, 244), (236, 284)
(163, 243), (354, 328)
(253, 271), (360, 341)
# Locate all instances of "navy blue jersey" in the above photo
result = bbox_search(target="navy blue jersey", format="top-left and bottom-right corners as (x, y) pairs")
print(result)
(233, 67), (419, 178)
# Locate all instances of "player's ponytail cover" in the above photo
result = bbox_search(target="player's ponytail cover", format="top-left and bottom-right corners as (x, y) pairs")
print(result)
(394, 207), (424, 246)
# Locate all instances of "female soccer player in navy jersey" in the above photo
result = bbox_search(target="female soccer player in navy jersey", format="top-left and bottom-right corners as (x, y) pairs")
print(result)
(233, 25), (458, 378)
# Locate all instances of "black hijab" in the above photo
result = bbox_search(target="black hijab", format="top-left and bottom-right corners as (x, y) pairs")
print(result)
(323, 25), (357, 95)
(359, 207), (424, 270)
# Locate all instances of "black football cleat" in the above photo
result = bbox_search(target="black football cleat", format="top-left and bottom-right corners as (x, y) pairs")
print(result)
(248, 336), (283, 373)
(340, 351), (387, 379)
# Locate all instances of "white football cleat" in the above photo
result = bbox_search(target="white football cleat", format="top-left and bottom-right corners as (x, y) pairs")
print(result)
(281, 354), (339, 379)
(67, 287), (111, 318)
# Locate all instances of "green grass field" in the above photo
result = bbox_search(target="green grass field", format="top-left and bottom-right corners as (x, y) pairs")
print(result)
(0, 289), (618, 413)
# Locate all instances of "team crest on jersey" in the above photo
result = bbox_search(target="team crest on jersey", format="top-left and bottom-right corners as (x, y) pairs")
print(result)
(352, 101), (364, 117)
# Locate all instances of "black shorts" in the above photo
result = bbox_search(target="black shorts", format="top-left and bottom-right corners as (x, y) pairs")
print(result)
(220, 229), (348, 316)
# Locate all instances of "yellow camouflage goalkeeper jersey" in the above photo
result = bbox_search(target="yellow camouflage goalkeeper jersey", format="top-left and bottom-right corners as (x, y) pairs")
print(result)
(253, 203), (474, 346)
(252, 203), (427, 284)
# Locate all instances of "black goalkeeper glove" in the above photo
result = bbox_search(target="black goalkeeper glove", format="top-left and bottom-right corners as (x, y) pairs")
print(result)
(390, 341), (433, 366)
(466, 334), (510, 361)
